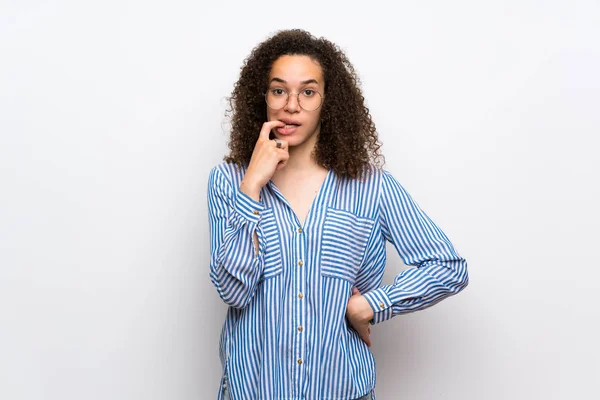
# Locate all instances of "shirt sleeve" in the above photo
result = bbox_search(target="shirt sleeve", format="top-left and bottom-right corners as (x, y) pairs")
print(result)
(207, 166), (267, 309)
(362, 170), (469, 324)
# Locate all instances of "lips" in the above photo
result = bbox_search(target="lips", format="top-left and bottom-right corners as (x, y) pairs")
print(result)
(279, 118), (301, 127)
(275, 118), (301, 135)
(276, 124), (299, 135)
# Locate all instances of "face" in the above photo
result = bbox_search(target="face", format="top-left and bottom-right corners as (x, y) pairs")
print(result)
(266, 55), (325, 149)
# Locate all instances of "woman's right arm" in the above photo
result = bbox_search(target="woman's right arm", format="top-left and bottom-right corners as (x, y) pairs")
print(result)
(208, 121), (288, 308)
(207, 166), (267, 309)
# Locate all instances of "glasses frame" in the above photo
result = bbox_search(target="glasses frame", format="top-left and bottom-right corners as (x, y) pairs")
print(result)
(264, 89), (325, 111)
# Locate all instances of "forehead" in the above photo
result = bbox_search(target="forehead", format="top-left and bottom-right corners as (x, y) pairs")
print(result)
(269, 55), (323, 84)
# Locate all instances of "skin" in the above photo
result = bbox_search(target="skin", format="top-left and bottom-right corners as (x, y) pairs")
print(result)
(239, 55), (375, 347)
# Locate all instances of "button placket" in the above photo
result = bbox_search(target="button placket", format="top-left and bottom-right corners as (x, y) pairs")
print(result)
(294, 223), (307, 378)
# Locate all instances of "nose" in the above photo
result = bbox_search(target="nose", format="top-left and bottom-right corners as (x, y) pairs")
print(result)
(284, 92), (300, 112)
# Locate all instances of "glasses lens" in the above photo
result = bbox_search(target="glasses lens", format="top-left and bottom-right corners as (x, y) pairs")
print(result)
(266, 90), (288, 110)
(299, 91), (322, 111)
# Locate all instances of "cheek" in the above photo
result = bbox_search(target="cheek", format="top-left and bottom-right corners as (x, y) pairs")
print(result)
(307, 113), (322, 128)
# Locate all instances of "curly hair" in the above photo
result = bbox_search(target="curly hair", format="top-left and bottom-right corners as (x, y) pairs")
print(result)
(224, 29), (384, 179)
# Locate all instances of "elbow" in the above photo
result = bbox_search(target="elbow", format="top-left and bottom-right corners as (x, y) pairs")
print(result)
(218, 288), (252, 309)
(210, 267), (254, 309)
(451, 258), (469, 294)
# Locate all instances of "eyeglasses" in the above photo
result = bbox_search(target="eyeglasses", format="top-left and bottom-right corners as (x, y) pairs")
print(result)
(265, 88), (324, 111)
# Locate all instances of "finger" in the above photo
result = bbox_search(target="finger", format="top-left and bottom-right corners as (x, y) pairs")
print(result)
(275, 149), (289, 169)
(276, 160), (287, 170)
(260, 120), (285, 140)
(273, 139), (288, 150)
(277, 149), (290, 161)
(361, 329), (372, 347)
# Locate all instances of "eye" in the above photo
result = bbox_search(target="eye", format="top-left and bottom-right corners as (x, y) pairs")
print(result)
(270, 88), (286, 96)
(302, 89), (315, 97)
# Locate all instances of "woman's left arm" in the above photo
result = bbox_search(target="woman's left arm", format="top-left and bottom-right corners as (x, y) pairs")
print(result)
(361, 170), (469, 324)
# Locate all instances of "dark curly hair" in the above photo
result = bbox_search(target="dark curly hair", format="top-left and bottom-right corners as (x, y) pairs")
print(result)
(224, 29), (384, 179)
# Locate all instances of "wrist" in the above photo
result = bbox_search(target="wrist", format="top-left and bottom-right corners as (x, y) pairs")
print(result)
(362, 289), (394, 324)
(348, 295), (374, 322)
(240, 179), (262, 201)
(359, 296), (375, 321)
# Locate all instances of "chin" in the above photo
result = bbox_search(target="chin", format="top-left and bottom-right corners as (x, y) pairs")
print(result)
(282, 137), (302, 147)
(285, 135), (312, 147)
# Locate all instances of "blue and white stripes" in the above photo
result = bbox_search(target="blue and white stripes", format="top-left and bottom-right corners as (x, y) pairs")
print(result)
(208, 162), (469, 400)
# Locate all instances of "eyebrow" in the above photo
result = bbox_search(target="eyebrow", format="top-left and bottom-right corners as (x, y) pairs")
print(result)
(269, 77), (320, 85)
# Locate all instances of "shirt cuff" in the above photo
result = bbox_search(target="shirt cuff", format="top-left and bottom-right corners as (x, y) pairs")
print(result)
(363, 287), (394, 325)
(234, 189), (266, 223)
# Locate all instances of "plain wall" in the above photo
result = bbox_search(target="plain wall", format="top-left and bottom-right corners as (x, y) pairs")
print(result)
(1, 1), (599, 399)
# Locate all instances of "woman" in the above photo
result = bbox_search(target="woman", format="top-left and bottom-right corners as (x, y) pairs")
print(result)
(208, 29), (469, 400)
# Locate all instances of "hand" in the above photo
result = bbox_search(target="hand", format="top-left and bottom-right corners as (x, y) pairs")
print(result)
(346, 287), (375, 347)
(240, 120), (288, 201)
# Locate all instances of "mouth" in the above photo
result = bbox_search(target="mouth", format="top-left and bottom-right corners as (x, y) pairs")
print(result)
(279, 118), (301, 128)
(275, 121), (300, 135)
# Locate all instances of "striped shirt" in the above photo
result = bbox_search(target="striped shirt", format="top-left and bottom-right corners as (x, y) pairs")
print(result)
(208, 162), (469, 400)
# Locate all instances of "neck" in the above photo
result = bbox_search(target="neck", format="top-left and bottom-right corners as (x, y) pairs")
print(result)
(274, 129), (324, 178)
(286, 140), (317, 170)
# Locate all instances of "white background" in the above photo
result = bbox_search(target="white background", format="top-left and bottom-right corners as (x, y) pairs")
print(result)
(1, 1), (599, 399)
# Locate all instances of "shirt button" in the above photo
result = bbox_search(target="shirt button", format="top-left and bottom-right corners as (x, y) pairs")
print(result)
(298, 293), (303, 299)
(297, 359), (303, 365)
(379, 302), (385, 309)
(253, 210), (259, 215)
(297, 228), (303, 233)
(298, 260), (303, 267)
(298, 326), (303, 332)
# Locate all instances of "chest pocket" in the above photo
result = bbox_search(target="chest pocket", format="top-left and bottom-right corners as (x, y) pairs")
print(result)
(320, 207), (376, 284)
(258, 208), (284, 280)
